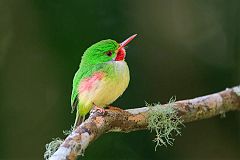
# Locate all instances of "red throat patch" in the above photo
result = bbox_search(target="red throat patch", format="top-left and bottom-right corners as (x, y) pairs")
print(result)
(115, 48), (126, 61)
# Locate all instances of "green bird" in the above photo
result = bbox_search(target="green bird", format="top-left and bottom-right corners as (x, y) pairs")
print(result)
(71, 34), (137, 127)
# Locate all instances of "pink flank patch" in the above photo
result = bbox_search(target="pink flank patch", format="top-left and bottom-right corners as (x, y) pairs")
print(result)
(79, 72), (104, 92)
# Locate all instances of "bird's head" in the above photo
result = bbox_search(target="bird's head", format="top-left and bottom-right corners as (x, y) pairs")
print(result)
(81, 34), (137, 66)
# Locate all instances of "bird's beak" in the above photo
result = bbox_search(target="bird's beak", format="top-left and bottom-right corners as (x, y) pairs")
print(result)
(115, 34), (137, 61)
(119, 34), (137, 49)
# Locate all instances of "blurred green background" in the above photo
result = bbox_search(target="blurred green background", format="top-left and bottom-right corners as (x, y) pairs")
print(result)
(1, 0), (240, 159)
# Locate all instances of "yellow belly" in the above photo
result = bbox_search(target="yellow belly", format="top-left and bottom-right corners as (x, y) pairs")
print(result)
(78, 61), (130, 115)
(92, 61), (130, 106)
(93, 61), (130, 107)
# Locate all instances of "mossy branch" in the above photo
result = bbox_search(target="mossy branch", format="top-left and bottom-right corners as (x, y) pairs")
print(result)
(46, 86), (240, 160)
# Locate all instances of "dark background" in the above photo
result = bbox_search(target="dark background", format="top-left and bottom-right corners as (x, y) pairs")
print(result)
(1, 0), (240, 159)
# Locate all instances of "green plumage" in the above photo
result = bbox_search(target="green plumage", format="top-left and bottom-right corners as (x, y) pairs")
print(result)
(71, 40), (119, 113)
(71, 34), (136, 128)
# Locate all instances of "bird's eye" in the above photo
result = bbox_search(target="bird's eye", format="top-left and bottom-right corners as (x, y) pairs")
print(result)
(105, 51), (112, 57)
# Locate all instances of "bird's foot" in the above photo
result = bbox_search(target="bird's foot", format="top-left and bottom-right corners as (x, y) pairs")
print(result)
(93, 106), (105, 115)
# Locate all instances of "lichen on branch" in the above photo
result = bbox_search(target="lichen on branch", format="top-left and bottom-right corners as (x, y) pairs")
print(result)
(147, 97), (184, 150)
(44, 138), (63, 160)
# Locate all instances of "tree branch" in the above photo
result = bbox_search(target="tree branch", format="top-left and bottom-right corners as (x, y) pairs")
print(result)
(49, 86), (240, 160)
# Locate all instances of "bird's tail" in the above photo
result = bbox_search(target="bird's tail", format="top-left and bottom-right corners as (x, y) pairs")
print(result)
(73, 110), (85, 129)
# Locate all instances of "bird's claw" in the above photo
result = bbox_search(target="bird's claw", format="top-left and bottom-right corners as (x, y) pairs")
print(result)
(91, 106), (105, 115)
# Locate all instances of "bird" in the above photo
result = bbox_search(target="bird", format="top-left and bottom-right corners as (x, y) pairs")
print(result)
(71, 34), (137, 128)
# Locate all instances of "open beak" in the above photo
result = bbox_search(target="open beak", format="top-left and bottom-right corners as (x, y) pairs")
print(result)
(119, 34), (137, 49)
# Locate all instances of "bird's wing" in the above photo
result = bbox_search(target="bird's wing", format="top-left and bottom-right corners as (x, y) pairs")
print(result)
(71, 69), (82, 112)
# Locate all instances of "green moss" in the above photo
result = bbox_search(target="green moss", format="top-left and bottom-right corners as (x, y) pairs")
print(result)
(44, 138), (63, 160)
(147, 97), (184, 150)
(63, 126), (74, 136)
(44, 126), (74, 159)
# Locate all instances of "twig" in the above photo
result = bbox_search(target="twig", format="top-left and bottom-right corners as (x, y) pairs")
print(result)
(49, 86), (240, 160)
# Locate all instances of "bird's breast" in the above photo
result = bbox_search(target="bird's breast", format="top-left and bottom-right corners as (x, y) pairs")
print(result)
(96, 61), (129, 105)
(110, 61), (130, 81)
(91, 61), (130, 106)
(78, 61), (130, 107)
